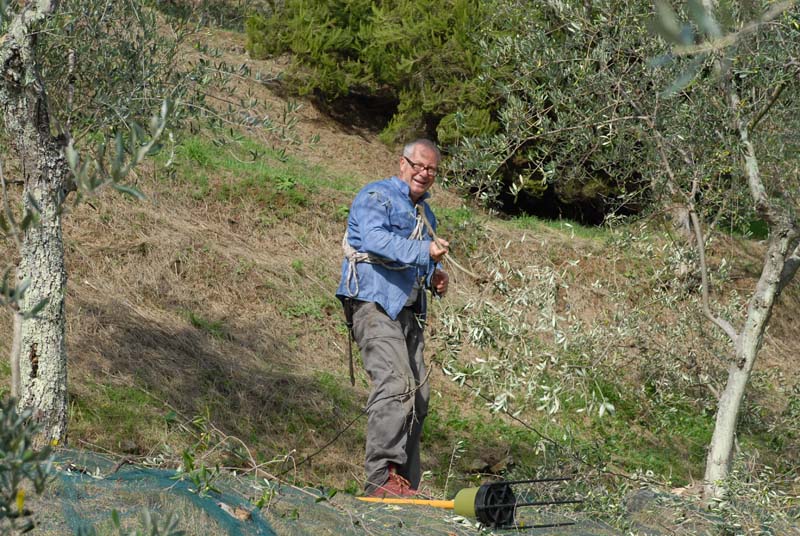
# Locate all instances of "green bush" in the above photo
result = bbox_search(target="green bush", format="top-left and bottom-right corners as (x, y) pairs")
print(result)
(436, 107), (498, 148)
(443, 0), (666, 219)
(245, 0), (490, 140)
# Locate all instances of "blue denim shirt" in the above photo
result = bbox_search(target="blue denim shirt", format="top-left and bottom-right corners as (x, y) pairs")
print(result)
(336, 177), (439, 320)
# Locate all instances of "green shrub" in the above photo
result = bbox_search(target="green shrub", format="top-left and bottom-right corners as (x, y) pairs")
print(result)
(436, 107), (498, 148)
(443, 0), (666, 219)
(245, 0), (489, 140)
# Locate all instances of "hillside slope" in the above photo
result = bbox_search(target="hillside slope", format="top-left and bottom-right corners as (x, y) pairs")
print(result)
(1, 25), (798, 534)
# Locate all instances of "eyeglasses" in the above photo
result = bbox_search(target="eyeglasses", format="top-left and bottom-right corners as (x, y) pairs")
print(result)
(403, 155), (438, 177)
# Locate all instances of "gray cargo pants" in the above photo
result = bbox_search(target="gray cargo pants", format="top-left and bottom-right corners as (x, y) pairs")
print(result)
(351, 301), (430, 493)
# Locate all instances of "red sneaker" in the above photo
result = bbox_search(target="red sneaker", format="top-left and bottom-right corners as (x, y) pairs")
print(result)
(369, 465), (418, 498)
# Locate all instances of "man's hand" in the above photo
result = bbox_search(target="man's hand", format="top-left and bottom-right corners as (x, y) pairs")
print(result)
(429, 238), (449, 263)
(431, 269), (449, 297)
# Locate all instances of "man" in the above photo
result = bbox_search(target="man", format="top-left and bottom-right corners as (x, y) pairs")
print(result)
(336, 139), (450, 497)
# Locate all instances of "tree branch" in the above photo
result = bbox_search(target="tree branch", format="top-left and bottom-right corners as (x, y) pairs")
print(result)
(729, 91), (773, 220)
(777, 240), (800, 294)
(688, 208), (739, 343)
(748, 79), (787, 132)
(747, 59), (800, 132)
(671, 1), (798, 57)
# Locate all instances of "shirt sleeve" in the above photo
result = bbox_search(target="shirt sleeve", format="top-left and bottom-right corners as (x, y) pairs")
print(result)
(353, 189), (431, 268)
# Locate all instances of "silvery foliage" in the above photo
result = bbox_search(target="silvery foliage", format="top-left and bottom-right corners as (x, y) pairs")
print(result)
(0, 398), (52, 533)
(444, 0), (668, 214)
(432, 224), (746, 434)
(708, 454), (799, 533)
(435, 239), (581, 420)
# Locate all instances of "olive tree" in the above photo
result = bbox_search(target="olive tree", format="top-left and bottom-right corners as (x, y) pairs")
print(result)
(649, 0), (800, 499)
(2, 0), (86, 445)
(0, 0), (179, 446)
(448, 0), (799, 500)
(1, 0), (288, 446)
(444, 0), (677, 223)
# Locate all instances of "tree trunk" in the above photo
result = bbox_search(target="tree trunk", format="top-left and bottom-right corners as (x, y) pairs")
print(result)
(11, 309), (22, 399)
(1, 0), (71, 447)
(703, 226), (796, 498)
(15, 155), (70, 447)
(704, 364), (748, 499)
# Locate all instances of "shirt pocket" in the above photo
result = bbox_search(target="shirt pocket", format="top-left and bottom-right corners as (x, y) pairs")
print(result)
(387, 203), (417, 237)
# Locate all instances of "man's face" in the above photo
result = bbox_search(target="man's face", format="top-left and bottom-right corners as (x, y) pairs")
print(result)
(399, 144), (439, 203)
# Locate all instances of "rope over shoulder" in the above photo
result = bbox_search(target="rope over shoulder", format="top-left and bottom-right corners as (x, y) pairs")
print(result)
(341, 208), (425, 297)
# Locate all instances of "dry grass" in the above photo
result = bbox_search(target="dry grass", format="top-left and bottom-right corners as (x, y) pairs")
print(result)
(1, 21), (798, 504)
(42, 63), (472, 486)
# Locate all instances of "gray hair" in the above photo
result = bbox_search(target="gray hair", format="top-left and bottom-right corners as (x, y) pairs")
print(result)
(403, 139), (441, 162)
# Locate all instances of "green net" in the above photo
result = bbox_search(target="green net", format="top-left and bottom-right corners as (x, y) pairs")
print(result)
(26, 450), (615, 535)
(36, 450), (275, 535)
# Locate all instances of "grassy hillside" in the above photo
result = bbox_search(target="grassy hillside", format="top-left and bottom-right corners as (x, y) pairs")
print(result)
(1, 26), (798, 533)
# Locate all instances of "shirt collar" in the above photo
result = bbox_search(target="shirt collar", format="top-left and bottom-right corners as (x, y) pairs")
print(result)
(390, 176), (431, 204)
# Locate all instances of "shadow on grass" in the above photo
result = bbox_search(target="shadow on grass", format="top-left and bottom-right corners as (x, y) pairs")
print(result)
(68, 296), (364, 474)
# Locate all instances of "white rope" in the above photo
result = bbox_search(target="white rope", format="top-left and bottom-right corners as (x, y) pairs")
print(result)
(342, 207), (426, 297)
